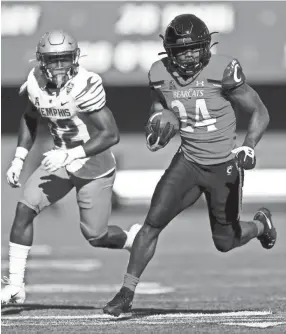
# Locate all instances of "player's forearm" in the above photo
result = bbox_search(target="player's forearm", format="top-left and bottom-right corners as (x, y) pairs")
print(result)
(17, 114), (38, 151)
(150, 101), (164, 115)
(81, 130), (120, 157)
(10, 114), (38, 165)
(243, 106), (270, 148)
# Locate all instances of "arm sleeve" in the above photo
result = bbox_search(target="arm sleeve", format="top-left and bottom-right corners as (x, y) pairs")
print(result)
(75, 73), (106, 112)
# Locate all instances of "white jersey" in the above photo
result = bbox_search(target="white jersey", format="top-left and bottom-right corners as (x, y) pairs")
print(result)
(24, 66), (116, 179)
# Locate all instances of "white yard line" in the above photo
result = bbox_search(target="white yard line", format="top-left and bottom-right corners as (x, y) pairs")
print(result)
(224, 322), (286, 328)
(3, 310), (285, 329)
(22, 282), (174, 294)
(2, 310), (272, 320)
(1, 260), (101, 272)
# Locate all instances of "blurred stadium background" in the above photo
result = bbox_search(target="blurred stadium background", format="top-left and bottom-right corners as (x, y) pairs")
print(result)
(2, 0), (286, 206)
(1, 1), (286, 332)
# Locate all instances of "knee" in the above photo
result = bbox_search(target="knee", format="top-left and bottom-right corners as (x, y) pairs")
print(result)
(21, 188), (43, 214)
(11, 203), (37, 234)
(212, 223), (236, 253)
(15, 202), (37, 221)
(80, 221), (107, 246)
(88, 234), (108, 247)
(212, 235), (234, 253)
(143, 220), (163, 238)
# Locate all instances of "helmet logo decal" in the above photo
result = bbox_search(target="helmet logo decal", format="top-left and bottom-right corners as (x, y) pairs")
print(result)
(234, 64), (242, 83)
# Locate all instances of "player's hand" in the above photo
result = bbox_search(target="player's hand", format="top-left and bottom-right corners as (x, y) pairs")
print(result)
(41, 149), (69, 172)
(42, 146), (86, 173)
(146, 120), (176, 152)
(232, 146), (256, 170)
(146, 132), (164, 152)
(6, 158), (24, 188)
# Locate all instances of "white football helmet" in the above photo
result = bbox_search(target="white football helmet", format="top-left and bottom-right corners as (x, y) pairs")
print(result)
(36, 30), (80, 88)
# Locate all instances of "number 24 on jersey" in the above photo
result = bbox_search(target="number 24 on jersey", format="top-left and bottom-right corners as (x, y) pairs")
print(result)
(171, 99), (217, 133)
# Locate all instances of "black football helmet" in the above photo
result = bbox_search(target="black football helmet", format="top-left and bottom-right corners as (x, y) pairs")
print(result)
(160, 14), (217, 76)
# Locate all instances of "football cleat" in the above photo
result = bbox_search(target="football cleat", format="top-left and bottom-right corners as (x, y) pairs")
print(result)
(254, 208), (277, 249)
(102, 286), (134, 317)
(124, 224), (142, 252)
(1, 276), (26, 304)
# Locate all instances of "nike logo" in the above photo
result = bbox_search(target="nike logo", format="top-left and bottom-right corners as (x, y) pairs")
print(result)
(61, 101), (69, 106)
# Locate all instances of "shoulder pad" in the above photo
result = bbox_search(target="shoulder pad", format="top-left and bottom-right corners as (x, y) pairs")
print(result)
(205, 54), (232, 82)
(27, 66), (48, 91)
(19, 81), (28, 96)
(75, 69), (106, 112)
(221, 58), (245, 90)
(148, 57), (169, 88)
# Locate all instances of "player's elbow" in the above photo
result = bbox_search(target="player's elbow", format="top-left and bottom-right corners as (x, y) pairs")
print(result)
(112, 132), (120, 145)
(106, 129), (120, 146)
(264, 109), (270, 127)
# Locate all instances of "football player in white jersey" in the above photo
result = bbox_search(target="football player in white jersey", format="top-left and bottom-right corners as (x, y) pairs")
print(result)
(2, 30), (141, 304)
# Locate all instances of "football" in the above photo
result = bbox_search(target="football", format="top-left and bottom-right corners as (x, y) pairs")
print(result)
(148, 109), (180, 132)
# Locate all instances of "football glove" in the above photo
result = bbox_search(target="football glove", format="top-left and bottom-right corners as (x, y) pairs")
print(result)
(6, 158), (24, 188)
(232, 146), (256, 170)
(145, 119), (176, 152)
(42, 146), (86, 173)
(6, 147), (29, 188)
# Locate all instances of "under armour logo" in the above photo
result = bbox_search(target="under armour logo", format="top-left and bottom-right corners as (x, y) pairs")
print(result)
(227, 165), (233, 176)
(196, 81), (204, 87)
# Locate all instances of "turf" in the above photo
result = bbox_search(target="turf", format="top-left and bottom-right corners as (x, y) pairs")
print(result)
(1, 135), (286, 333)
(2, 207), (286, 333)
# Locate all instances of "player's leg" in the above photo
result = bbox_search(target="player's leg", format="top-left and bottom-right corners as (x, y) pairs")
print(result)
(205, 161), (275, 252)
(103, 152), (203, 316)
(126, 185), (202, 279)
(2, 166), (73, 304)
(75, 170), (140, 250)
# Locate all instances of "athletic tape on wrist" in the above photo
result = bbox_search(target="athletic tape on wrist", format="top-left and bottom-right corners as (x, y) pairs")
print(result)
(15, 147), (28, 161)
(68, 145), (86, 159)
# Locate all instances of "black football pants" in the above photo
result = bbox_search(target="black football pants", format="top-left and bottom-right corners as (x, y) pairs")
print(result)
(145, 150), (244, 250)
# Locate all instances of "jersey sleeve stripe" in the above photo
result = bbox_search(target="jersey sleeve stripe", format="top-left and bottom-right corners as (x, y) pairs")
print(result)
(79, 99), (105, 112)
(75, 77), (101, 100)
(91, 86), (104, 99)
(81, 89), (105, 107)
(89, 83), (103, 95)
(78, 95), (106, 111)
(96, 98), (106, 110)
